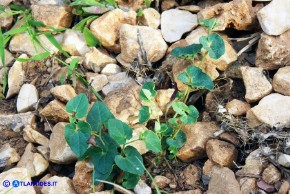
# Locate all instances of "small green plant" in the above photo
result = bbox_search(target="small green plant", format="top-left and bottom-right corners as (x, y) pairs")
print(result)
(64, 93), (164, 189)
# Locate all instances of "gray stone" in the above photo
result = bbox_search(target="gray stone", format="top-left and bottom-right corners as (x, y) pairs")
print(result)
(17, 84), (39, 113)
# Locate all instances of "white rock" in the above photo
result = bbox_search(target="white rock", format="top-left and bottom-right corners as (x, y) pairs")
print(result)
(49, 122), (77, 164)
(102, 72), (134, 95)
(41, 176), (77, 194)
(0, 7), (13, 28)
(84, 47), (116, 72)
(161, 9), (198, 43)
(61, 29), (90, 56)
(0, 112), (36, 132)
(50, 84), (76, 103)
(257, 0), (290, 35)
(251, 93), (290, 128)
(0, 168), (36, 194)
(0, 49), (14, 67)
(87, 73), (108, 92)
(23, 126), (50, 147)
(240, 66), (272, 103)
(37, 146), (50, 160)
(273, 66), (290, 96)
(134, 180), (152, 194)
(17, 84), (39, 113)
(125, 125), (148, 155)
(17, 143), (49, 177)
(119, 24), (168, 63)
(36, 0), (71, 5)
(6, 54), (27, 99)
(278, 153), (290, 167)
(0, 143), (20, 167)
(139, 8), (161, 29)
(101, 64), (121, 75)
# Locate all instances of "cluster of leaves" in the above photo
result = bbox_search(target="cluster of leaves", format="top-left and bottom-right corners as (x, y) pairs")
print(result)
(64, 93), (163, 189)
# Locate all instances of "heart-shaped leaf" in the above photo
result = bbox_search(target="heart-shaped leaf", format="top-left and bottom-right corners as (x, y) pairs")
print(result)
(139, 82), (156, 102)
(199, 33), (225, 59)
(180, 105), (199, 124)
(64, 121), (92, 158)
(66, 93), (89, 119)
(178, 66), (214, 90)
(115, 146), (144, 175)
(108, 118), (132, 145)
(87, 101), (114, 131)
(139, 106), (150, 124)
(122, 172), (140, 189)
(171, 44), (202, 60)
(140, 130), (161, 153)
(166, 130), (186, 149)
(198, 18), (220, 32)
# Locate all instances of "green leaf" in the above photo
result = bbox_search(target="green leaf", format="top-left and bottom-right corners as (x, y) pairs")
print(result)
(16, 52), (51, 62)
(140, 130), (161, 153)
(172, 101), (189, 116)
(144, 0), (152, 7)
(68, 58), (79, 78)
(171, 44), (202, 60)
(139, 82), (156, 102)
(72, 16), (98, 32)
(87, 101), (114, 132)
(9, 4), (26, 11)
(44, 33), (69, 57)
(28, 20), (46, 27)
(115, 146), (144, 175)
(108, 118), (132, 145)
(95, 132), (119, 151)
(83, 27), (101, 47)
(139, 106), (150, 124)
(64, 121), (92, 158)
(199, 33), (225, 59)
(0, 5), (5, 11)
(66, 93), (89, 119)
(180, 105), (199, 124)
(168, 118), (179, 127)
(122, 172), (140, 189)
(71, 0), (105, 6)
(3, 25), (28, 36)
(0, 28), (7, 94)
(159, 123), (173, 136)
(178, 66), (214, 90)
(137, 8), (143, 17)
(198, 18), (219, 32)
(166, 130), (186, 149)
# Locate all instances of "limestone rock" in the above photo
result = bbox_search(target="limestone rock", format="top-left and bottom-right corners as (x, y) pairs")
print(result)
(256, 31), (290, 70)
(226, 99), (251, 116)
(153, 175), (171, 189)
(0, 143), (20, 167)
(257, 0), (290, 35)
(126, 125), (148, 155)
(73, 161), (104, 194)
(203, 159), (216, 177)
(250, 93), (290, 128)
(206, 139), (238, 167)
(17, 143), (49, 177)
(0, 7), (13, 28)
(207, 167), (242, 194)
(139, 8), (161, 29)
(41, 176), (77, 194)
(49, 122), (77, 164)
(9, 33), (59, 56)
(155, 89), (175, 113)
(37, 146), (49, 160)
(23, 126), (49, 147)
(0, 112), (36, 132)
(134, 180), (152, 194)
(161, 9), (198, 43)
(240, 66), (272, 103)
(239, 178), (257, 194)
(273, 66), (290, 96)
(177, 122), (219, 162)
(40, 100), (69, 123)
(262, 164), (281, 184)
(0, 49), (14, 68)
(31, 4), (73, 31)
(182, 164), (201, 186)
(161, 0), (178, 11)
(104, 81), (141, 125)
(0, 0), (13, 6)
(84, 47), (116, 71)
(198, 0), (257, 31)
(172, 189), (202, 194)
(6, 54), (27, 98)
(102, 72), (135, 95)
(278, 180), (290, 194)
(90, 9), (136, 52)
(101, 63), (121, 75)
(119, 24), (168, 63)
(50, 84), (76, 103)
(62, 29), (90, 56)
(177, 5), (201, 13)
(86, 73), (108, 92)
(278, 153), (290, 168)
(116, 0), (145, 11)
(246, 109), (263, 128)
(17, 84), (39, 113)
(0, 168), (36, 194)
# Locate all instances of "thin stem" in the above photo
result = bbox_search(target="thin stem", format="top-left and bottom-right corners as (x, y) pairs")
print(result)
(198, 51), (208, 67)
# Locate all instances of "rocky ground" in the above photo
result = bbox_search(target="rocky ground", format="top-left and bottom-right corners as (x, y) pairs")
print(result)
(0, 0), (290, 193)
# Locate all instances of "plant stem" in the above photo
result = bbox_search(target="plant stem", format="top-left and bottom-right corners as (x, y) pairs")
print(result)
(198, 51), (208, 67)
